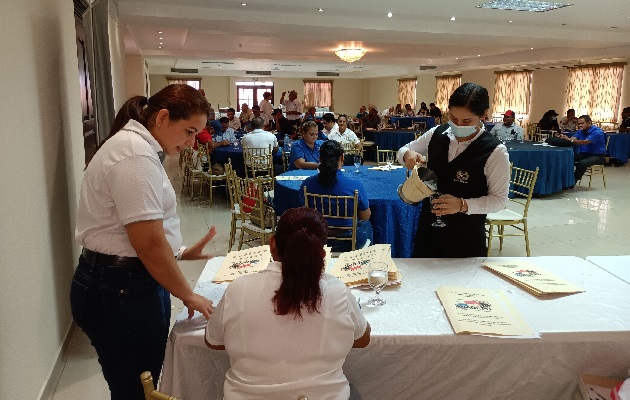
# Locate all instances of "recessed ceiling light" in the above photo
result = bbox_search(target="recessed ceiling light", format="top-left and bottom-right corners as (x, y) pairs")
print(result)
(158, 46), (162, 49)
(476, 1), (572, 12)
(387, 12), (393, 17)
(477, 54), (481, 57)
(160, 42), (163, 45)
(318, 8), (323, 12)
(456, 57), (459, 60)
(158, 31), (163, 34)
(450, 16), (456, 21)
(508, 20), (513, 22)
(241, 2), (247, 5)
(530, 47), (534, 49)
(159, 37), (163, 40)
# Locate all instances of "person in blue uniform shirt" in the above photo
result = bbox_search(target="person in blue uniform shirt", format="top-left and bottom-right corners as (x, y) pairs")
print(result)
(299, 140), (373, 251)
(287, 121), (324, 171)
(558, 115), (606, 183)
(398, 83), (510, 258)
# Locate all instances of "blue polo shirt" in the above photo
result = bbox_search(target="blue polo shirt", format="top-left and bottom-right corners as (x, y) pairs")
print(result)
(213, 127), (236, 144)
(299, 170), (369, 227)
(575, 125), (606, 155)
(287, 139), (324, 171)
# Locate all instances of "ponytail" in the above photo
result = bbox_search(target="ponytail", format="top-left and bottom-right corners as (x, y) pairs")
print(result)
(272, 207), (328, 318)
(317, 140), (344, 187)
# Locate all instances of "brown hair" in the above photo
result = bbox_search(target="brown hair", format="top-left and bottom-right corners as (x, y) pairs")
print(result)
(105, 84), (209, 145)
(272, 207), (328, 318)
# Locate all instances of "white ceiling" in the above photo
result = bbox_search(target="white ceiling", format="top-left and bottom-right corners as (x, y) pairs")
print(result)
(118, 0), (630, 78)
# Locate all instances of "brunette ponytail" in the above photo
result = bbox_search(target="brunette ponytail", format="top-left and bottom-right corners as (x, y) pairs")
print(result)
(317, 140), (344, 187)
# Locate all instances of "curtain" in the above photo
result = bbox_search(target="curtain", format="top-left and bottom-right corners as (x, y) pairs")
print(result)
(565, 64), (624, 123)
(167, 78), (200, 90)
(435, 75), (461, 114)
(303, 81), (333, 110)
(398, 79), (416, 109)
(492, 71), (531, 116)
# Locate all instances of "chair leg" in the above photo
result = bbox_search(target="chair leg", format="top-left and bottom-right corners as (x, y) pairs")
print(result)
(602, 169), (606, 189)
(229, 215), (237, 251)
(208, 178), (213, 207)
(523, 221), (531, 257)
(498, 225), (504, 251)
(588, 173), (592, 189)
(238, 227), (245, 250)
(487, 225), (494, 256)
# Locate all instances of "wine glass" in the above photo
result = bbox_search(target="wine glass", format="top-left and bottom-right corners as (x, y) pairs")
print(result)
(233, 138), (239, 148)
(367, 261), (388, 306)
(431, 191), (447, 228)
(354, 155), (361, 172)
(386, 153), (394, 170)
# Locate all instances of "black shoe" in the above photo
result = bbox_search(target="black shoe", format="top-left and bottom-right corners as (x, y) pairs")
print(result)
(567, 185), (575, 189)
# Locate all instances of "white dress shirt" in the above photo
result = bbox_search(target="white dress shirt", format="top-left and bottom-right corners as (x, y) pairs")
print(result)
(397, 125), (510, 215)
(490, 122), (524, 141)
(559, 116), (577, 131)
(323, 122), (340, 138)
(241, 129), (278, 152)
(328, 129), (359, 145)
(206, 261), (367, 400)
(282, 99), (303, 121)
(228, 117), (241, 131)
(259, 99), (274, 126)
(75, 120), (182, 257)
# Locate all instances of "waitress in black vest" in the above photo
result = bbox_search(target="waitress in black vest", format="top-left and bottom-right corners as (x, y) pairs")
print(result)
(398, 83), (510, 257)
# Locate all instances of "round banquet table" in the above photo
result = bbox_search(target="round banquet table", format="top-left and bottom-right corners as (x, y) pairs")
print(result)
(564, 131), (629, 164)
(505, 141), (575, 195)
(390, 116), (436, 129)
(363, 129), (416, 151)
(212, 144), (283, 177)
(273, 167), (422, 258)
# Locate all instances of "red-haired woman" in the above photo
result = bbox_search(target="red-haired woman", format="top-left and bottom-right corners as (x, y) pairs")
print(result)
(206, 207), (370, 399)
(71, 84), (217, 399)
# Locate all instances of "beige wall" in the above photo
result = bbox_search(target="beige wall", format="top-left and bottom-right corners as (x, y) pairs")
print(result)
(0, 0), (84, 398)
(333, 79), (367, 115)
(125, 54), (146, 98)
(367, 77), (398, 113)
(417, 75), (437, 106)
(530, 68), (569, 122)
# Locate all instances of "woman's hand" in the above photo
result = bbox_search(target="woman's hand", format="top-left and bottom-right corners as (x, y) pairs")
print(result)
(403, 150), (423, 169)
(183, 293), (214, 320)
(431, 194), (462, 216)
(180, 226), (217, 260)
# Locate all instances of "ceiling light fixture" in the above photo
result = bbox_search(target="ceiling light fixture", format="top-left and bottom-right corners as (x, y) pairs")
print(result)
(318, 8), (323, 12)
(508, 20), (513, 22)
(387, 12), (393, 17)
(476, 0), (572, 12)
(450, 16), (456, 21)
(158, 31), (163, 34)
(335, 48), (367, 63)
(241, 2), (247, 5)
(159, 46), (162, 49)
(160, 42), (163, 45)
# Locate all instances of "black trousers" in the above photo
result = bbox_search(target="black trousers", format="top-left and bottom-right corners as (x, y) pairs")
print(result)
(574, 153), (605, 182)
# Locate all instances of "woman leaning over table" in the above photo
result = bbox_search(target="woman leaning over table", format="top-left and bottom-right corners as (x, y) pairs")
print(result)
(398, 83), (510, 258)
(206, 207), (371, 400)
(287, 120), (324, 171)
(71, 84), (217, 399)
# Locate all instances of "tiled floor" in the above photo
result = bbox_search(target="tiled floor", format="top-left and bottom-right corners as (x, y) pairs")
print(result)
(50, 156), (630, 399)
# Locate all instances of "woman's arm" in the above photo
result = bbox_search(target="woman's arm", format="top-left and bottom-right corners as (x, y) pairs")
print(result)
(357, 208), (371, 221)
(353, 322), (371, 348)
(293, 158), (319, 170)
(125, 220), (214, 319)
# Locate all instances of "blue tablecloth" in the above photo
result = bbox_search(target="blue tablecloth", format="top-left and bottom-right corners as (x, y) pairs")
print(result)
(484, 122), (496, 132)
(363, 129), (416, 151)
(273, 167), (421, 258)
(390, 116), (436, 129)
(505, 141), (575, 195)
(564, 131), (629, 163)
(212, 145), (283, 177)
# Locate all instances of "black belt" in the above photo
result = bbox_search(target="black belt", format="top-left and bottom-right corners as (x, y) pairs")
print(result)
(81, 248), (144, 268)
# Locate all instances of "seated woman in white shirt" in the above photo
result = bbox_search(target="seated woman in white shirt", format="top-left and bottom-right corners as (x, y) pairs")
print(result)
(206, 207), (371, 400)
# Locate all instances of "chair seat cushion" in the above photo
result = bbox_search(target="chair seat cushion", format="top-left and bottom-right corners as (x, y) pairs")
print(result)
(486, 208), (524, 222)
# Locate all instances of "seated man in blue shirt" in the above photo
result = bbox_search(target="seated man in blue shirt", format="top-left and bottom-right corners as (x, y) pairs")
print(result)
(299, 140), (373, 251)
(558, 115), (606, 183)
(288, 120), (324, 171)
(213, 117), (237, 145)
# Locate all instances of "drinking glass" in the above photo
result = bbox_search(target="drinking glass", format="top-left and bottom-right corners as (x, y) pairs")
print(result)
(354, 155), (361, 172)
(233, 139), (239, 148)
(431, 191), (447, 228)
(367, 261), (388, 306)
(386, 154), (394, 170)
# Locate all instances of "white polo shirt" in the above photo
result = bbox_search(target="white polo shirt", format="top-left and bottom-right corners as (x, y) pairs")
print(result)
(328, 129), (360, 145)
(75, 119), (182, 257)
(206, 261), (367, 400)
(282, 99), (303, 121)
(241, 129), (278, 151)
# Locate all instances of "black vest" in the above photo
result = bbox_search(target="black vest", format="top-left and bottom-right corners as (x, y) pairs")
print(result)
(414, 124), (501, 257)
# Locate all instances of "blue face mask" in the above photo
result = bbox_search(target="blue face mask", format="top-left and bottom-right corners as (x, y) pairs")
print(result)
(448, 120), (479, 138)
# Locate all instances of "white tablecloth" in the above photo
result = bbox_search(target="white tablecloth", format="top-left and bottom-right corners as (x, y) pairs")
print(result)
(161, 256), (630, 400)
(587, 255), (630, 284)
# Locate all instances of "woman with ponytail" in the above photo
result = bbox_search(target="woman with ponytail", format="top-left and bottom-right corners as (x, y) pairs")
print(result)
(206, 207), (370, 399)
(298, 140), (373, 251)
(71, 84), (218, 399)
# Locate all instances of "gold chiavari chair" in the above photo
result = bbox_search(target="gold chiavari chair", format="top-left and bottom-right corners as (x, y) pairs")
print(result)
(243, 145), (274, 178)
(303, 187), (359, 252)
(578, 136), (610, 189)
(486, 166), (539, 257)
(234, 175), (276, 249)
(141, 371), (179, 400)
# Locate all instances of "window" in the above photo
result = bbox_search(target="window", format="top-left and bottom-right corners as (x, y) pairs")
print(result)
(398, 79), (417, 109)
(236, 81), (274, 111)
(304, 81), (333, 110)
(166, 78), (201, 90)
(565, 64), (625, 123)
(492, 71), (532, 122)
(435, 75), (461, 114)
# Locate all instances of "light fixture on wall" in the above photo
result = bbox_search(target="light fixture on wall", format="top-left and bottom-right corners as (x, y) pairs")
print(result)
(335, 48), (367, 63)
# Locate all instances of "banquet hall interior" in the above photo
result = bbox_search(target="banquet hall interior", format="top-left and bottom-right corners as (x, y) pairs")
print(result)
(2, 0), (630, 399)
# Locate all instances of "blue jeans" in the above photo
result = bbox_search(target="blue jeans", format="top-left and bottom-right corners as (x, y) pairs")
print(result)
(70, 255), (171, 400)
(329, 219), (374, 252)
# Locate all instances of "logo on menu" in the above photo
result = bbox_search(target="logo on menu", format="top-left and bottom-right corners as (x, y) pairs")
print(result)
(455, 300), (492, 311)
(454, 170), (469, 184)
